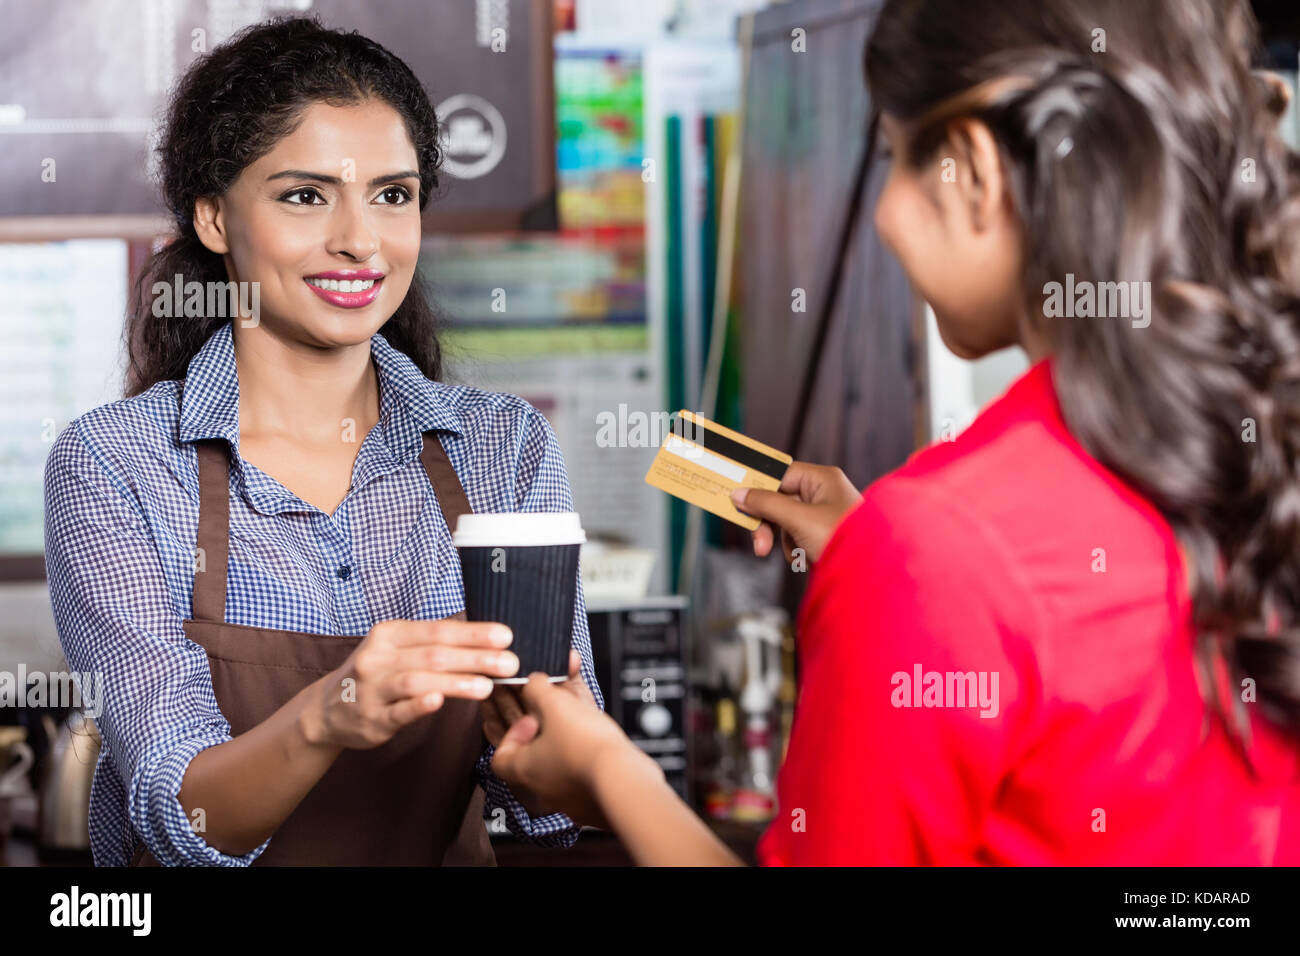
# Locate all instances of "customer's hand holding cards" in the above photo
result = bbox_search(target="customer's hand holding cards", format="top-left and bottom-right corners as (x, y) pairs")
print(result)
(644, 411), (793, 530)
(731, 461), (864, 565)
(642, 410), (862, 565)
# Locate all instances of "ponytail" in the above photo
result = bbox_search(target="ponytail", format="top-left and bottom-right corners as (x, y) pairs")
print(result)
(867, 0), (1300, 754)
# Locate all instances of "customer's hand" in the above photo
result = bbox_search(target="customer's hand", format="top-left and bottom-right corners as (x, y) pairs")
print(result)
(302, 619), (519, 751)
(480, 649), (594, 748)
(491, 672), (650, 829)
(731, 461), (862, 566)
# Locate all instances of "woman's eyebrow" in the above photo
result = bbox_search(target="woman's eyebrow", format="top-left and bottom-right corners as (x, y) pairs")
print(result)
(266, 168), (420, 187)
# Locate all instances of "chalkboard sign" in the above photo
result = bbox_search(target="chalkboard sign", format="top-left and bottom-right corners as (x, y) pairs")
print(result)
(0, 0), (556, 231)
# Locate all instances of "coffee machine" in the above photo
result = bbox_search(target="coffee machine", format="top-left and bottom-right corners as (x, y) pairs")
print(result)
(585, 596), (690, 802)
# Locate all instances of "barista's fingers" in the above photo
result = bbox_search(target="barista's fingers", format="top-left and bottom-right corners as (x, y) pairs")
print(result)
(386, 690), (446, 728)
(376, 670), (494, 704)
(396, 643), (519, 679)
(381, 619), (513, 649)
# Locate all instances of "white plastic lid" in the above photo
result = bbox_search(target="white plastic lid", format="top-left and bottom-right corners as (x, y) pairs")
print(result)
(452, 512), (587, 547)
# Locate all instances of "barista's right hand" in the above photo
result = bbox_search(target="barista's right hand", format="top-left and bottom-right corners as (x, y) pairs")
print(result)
(302, 619), (518, 750)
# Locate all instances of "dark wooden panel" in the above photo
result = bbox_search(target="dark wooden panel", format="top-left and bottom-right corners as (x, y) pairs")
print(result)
(0, 0), (556, 233)
(737, 0), (918, 491)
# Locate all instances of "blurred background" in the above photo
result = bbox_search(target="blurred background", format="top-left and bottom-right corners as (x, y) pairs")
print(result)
(1, 0), (1297, 865)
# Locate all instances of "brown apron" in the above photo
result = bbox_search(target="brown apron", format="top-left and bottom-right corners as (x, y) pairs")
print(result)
(130, 432), (496, 866)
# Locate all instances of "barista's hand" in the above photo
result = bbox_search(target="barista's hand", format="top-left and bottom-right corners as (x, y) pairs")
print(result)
(303, 619), (519, 751)
(481, 649), (593, 747)
(731, 461), (862, 566)
(491, 673), (648, 829)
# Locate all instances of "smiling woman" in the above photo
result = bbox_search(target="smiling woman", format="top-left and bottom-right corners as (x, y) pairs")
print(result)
(126, 19), (447, 392)
(42, 13), (602, 867)
(187, 101), (427, 351)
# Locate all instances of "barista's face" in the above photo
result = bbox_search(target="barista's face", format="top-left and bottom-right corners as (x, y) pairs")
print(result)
(192, 99), (423, 350)
(872, 112), (1028, 360)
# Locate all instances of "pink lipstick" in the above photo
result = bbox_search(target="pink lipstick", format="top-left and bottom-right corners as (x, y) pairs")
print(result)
(303, 269), (385, 309)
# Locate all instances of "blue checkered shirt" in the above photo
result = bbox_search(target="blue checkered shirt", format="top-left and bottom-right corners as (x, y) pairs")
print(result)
(43, 320), (602, 866)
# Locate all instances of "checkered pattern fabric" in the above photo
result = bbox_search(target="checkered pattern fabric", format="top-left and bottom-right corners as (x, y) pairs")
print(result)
(43, 320), (601, 866)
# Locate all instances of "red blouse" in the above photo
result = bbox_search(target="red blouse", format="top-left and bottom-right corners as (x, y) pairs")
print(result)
(758, 358), (1300, 865)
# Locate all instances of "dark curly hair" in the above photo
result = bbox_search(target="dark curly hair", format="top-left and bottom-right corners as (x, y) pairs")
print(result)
(868, 0), (1300, 756)
(125, 13), (446, 396)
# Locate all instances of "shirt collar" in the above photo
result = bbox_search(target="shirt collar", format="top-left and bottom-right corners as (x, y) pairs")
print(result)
(368, 326), (464, 451)
(904, 355), (1058, 467)
(963, 355), (1059, 437)
(996, 356), (1058, 423)
(178, 321), (462, 511)
(177, 321), (242, 452)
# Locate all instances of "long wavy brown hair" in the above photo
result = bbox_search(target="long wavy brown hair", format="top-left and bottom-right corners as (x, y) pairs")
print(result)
(867, 0), (1300, 756)
(124, 13), (446, 397)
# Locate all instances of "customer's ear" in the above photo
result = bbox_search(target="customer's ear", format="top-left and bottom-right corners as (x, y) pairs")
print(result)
(944, 117), (1008, 236)
(1255, 69), (1292, 121)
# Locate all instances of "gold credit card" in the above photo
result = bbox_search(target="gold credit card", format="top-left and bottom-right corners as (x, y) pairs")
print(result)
(644, 410), (793, 530)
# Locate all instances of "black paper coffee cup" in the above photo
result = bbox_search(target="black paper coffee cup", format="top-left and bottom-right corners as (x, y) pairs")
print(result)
(453, 512), (586, 683)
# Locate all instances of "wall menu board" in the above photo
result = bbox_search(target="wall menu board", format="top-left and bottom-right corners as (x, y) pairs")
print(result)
(0, 0), (556, 231)
(555, 43), (646, 229)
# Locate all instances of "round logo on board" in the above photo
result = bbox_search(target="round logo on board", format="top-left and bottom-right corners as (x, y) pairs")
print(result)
(437, 94), (507, 180)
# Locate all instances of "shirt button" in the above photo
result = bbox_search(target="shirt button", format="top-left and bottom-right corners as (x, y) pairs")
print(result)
(336, 565), (352, 581)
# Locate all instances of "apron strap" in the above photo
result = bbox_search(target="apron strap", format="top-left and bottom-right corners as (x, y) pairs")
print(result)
(190, 431), (472, 624)
(192, 439), (231, 623)
(420, 430), (473, 533)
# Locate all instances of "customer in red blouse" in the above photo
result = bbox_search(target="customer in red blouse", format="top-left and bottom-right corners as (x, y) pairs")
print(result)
(485, 0), (1300, 865)
(756, 356), (1299, 865)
